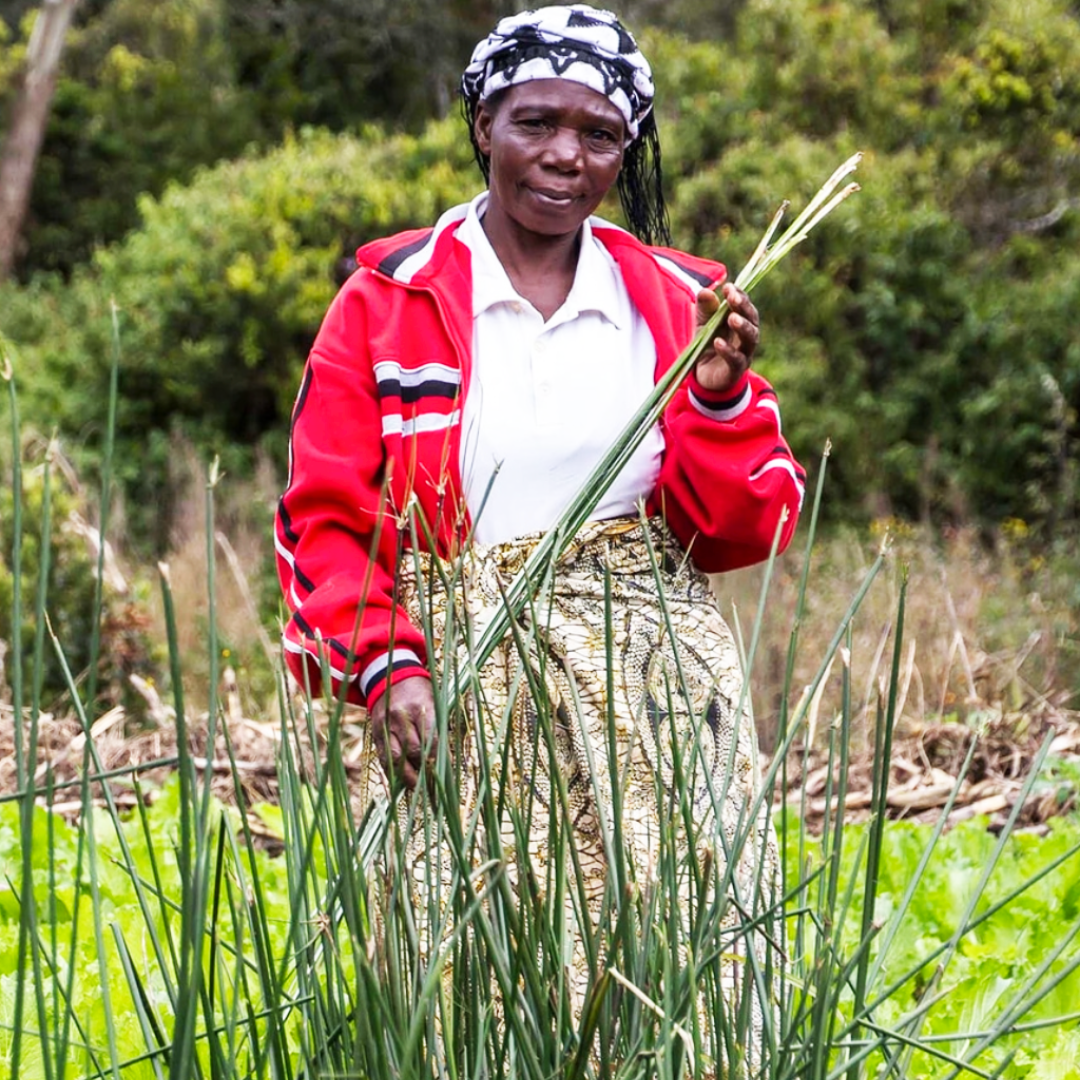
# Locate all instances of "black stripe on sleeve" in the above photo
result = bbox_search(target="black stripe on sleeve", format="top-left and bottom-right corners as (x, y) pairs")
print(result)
(292, 365), (314, 423)
(377, 230), (434, 277)
(376, 377), (461, 403)
(277, 500), (317, 594)
(291, 559), (317, 597)
(766, 445), (807, 482)
(692, 380), (751, 409)
(291, 612), (353, 664)
(278, 498), (300, 543)
(361, 656), (427, 700)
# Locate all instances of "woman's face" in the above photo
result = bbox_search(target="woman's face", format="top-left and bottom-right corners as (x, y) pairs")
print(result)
(474, 79), (626, 242)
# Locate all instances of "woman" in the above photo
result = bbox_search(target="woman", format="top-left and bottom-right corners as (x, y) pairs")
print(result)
(276, 1), (803, 1058)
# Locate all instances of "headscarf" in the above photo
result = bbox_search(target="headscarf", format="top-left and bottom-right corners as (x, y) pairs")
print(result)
(460, 5), (670, 246)
(462, 5), (654, 141)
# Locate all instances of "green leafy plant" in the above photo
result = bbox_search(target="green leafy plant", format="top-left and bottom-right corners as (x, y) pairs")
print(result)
(2, 171), (1079, 1080)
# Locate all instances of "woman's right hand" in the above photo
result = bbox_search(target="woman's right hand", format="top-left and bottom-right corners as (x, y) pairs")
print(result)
(368, 675), (437, 790)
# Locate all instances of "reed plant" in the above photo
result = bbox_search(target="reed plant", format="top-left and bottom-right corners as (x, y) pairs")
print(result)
(1, 160), (1079, 1080)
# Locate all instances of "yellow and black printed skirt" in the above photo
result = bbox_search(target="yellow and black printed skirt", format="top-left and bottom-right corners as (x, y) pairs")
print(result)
(356, 516), (778, 1063)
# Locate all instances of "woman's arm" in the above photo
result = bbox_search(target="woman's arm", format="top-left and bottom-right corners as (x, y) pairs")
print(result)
(276, 281), (432, 711)
(651, 284), (806, 572)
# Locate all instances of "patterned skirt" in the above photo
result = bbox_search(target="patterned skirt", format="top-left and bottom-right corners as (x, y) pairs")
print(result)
(358, 516), (777, 1069)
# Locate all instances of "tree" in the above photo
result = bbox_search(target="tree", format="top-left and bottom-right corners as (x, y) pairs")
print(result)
(0, 0), (79, 280)
(222, 0), (519, 132)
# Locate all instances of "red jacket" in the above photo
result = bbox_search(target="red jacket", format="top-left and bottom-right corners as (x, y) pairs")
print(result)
(276, 204), (805, 707)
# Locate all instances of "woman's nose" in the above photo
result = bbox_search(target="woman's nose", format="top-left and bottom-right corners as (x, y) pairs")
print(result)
(544, 125), (583, 169)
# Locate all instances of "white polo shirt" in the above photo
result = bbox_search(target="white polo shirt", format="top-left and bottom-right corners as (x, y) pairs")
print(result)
(457, 193), (664, 544)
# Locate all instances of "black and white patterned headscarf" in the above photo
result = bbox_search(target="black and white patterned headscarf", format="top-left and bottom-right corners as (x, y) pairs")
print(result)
(461, 4), (671, 246)
(462, 5), (654, 141)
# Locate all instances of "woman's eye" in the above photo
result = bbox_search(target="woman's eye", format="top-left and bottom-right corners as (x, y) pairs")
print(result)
(589, 130), (619, 147)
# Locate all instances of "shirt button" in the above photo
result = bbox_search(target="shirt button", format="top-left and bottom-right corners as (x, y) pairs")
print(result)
(509, 301), (523, 314)
(534, 339), (547, 354)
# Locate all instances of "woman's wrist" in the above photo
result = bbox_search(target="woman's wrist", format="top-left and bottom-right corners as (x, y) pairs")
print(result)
(688, 368), (752, 422)
(360, 648), (428, 708)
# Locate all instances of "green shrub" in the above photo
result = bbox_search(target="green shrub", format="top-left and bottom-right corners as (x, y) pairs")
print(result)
(4, 4), (1080, 540)
(738, 0), (919, 150)
(664, 125), (1080, 531)
(1, 0), (267, 278)
(2, 121), (480, 550)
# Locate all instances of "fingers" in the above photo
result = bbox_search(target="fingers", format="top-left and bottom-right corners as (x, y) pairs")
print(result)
(694, 286), (720, 326)
(720, 283), (759, 358)
(369, 676), (437, 791)
(694, 282), (761, 394)
(696, 284), (759, 353)
(398, 701), (436, 790)
(372, 705), (431, 790)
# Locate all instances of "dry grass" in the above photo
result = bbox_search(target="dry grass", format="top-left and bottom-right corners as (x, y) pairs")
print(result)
(140, 443), (281, 712)
(719, 518), (1078, 756)
(4, 449), (1078, 834)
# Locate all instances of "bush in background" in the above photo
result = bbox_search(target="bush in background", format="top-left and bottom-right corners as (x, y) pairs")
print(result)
(2, 1), (1080, 545)
(0, 0), (524, 279)
(0, 121), (479, 549)
(0, 0), (266, 278)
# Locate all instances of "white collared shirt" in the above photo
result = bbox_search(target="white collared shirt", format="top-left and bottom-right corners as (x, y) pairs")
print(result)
(457, 193), (664, 544)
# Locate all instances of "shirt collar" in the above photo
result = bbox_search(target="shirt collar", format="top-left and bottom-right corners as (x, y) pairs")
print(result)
(456, 192), (626, 329)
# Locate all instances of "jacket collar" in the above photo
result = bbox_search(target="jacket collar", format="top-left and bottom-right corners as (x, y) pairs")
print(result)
(354, 198), (727, 379)
(456, 193), (628, 328)
(356, 197), (724, 299)
(356, 203), (469, 285)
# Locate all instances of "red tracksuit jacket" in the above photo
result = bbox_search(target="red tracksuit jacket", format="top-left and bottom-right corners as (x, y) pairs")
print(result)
(275, 203), (805, 708)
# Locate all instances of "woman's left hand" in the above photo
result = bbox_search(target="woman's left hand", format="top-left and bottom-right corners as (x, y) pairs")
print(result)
(693, 282), (760, 394)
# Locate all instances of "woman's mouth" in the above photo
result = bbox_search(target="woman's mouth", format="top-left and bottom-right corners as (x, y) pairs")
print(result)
(531, 187), (576, 205)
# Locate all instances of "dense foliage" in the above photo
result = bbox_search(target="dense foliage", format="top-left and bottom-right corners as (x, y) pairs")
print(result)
(0, 122), (479, 547)
(1, 774), (1077, 1078)
(788, 817), (1080, 1077)
(0, 0), (520, 277)
(1, 0), (1079, 547)
(0, 0), (264, 276)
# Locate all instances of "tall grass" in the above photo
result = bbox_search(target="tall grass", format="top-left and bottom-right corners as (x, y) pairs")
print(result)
(3, 150), (1080, 1078)
(3, 331), (1080, 1080)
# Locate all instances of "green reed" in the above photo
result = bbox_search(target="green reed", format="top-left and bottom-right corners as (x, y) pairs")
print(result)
(2, 211), (1080, 1080)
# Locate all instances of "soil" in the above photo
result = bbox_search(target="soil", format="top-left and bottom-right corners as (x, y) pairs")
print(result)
(1, 668), (1077, 843)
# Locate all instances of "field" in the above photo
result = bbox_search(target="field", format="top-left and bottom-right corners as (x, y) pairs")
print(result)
(3, 0), (1080, 1073)
(2, 427), (1079, 1079)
